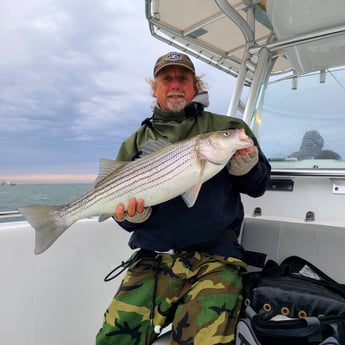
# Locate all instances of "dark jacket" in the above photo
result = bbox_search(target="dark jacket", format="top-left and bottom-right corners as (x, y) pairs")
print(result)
(115, 105), (271, 259)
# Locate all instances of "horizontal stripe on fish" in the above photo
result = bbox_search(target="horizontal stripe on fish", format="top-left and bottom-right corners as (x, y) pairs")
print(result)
(18, 129), (254, 254)
(65, 140), (198, 216)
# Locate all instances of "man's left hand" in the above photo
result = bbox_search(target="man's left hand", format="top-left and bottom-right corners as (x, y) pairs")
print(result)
(227, 146), (259, 176)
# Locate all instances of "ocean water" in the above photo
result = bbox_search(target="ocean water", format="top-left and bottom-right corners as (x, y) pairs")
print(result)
(0, 183), (92, 222)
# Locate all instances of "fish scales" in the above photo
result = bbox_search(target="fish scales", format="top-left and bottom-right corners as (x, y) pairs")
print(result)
(18, 129), (254, 254)
(65, 139), (198, 218)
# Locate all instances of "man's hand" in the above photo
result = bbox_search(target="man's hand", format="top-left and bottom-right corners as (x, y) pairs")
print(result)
(233, 146), (255, 157)
(228, 146), (259, 176)
(115, 197), (152, 223)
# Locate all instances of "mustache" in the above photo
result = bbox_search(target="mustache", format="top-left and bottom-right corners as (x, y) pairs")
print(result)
(167, 92), (185, 97)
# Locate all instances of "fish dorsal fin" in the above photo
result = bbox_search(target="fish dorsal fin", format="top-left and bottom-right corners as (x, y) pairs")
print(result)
(94, 159), (127, 185)
(139, 138), (171, 157)
(181, 183), (202, 208)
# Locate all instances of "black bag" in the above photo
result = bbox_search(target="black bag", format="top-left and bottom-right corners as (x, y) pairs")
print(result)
(237, 256), (345, 345)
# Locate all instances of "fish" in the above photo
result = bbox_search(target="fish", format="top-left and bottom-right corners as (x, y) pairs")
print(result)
(18, 129), (253, 254)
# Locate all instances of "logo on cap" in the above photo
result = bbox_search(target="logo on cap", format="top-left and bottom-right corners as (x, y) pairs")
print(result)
(165, 53), (182, 61)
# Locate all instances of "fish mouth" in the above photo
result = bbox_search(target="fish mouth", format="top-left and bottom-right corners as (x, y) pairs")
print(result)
(234, 129), (253, 145)
(235, 128), (248, 139)
(241, 135), (253, 144)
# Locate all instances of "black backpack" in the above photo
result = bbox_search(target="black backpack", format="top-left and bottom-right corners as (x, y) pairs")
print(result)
(236, 256), (345, 345)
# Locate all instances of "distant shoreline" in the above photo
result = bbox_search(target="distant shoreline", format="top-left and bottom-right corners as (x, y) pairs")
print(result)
(0, 174), (96, 184)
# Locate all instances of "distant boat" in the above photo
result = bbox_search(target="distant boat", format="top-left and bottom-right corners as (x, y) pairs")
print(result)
(1, 181), (16, 186)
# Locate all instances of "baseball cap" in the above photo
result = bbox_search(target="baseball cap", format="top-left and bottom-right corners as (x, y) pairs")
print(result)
(153, 52), (195, 77)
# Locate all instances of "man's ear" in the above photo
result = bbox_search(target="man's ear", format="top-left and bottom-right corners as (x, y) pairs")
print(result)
(152, 83), (157, 97)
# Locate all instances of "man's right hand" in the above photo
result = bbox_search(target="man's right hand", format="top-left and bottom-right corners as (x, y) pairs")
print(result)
(115, 197), (152, 223)
(115, 197), (145, 220)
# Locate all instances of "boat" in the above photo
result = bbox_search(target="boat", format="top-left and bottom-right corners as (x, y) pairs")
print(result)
(1, 1), (344, 344)
(1, 181), (16, 186)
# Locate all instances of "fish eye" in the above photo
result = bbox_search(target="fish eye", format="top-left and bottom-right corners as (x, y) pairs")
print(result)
(223, 131), (231, 137)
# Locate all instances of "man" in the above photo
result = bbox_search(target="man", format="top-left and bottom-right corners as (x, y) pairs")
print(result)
(96, 52), (271, 345)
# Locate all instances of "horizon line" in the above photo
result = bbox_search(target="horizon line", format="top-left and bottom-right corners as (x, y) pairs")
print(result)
(1, 174), (97, 184)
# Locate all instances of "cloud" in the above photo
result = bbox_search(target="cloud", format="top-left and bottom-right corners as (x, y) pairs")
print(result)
(0, 0), (234, 180)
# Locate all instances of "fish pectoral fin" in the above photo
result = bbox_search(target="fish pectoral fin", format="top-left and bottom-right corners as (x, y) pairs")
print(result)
(94, 159), (127, 185)
(98, 213), (114, 222)
(181, 183), (202, 208)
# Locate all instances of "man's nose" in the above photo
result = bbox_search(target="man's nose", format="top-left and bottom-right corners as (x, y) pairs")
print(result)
(170, 78), (181, 90)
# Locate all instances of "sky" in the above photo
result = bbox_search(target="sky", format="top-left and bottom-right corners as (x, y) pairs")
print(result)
(0, 0), (235, 183)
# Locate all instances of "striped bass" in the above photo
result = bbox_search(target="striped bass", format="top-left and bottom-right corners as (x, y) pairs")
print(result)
(18, 129), (253, 254)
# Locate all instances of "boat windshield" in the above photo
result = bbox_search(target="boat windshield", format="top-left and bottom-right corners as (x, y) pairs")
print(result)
(252, 67), (345, 172)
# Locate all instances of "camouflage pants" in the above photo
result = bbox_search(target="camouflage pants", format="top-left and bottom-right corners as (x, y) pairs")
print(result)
(96, 250), (247, 345)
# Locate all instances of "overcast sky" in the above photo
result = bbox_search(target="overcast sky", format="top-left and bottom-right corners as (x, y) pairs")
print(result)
(0, 0), (235, 183)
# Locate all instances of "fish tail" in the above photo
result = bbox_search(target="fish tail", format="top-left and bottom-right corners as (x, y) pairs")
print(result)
(18, 205), (71, 255)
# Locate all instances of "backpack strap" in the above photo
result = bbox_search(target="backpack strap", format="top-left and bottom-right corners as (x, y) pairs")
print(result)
(281, 256), (345, 297)
(243, 250), (267, 268)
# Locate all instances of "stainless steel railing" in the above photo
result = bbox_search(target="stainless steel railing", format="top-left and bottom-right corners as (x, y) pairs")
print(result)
(0, 211), (22, 220)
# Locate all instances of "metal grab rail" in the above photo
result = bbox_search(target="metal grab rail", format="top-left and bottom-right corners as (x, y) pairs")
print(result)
(0, 211), (22, 219)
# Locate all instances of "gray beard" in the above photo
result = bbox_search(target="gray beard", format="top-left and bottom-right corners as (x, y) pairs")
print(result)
(166, 99), (186, 112)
